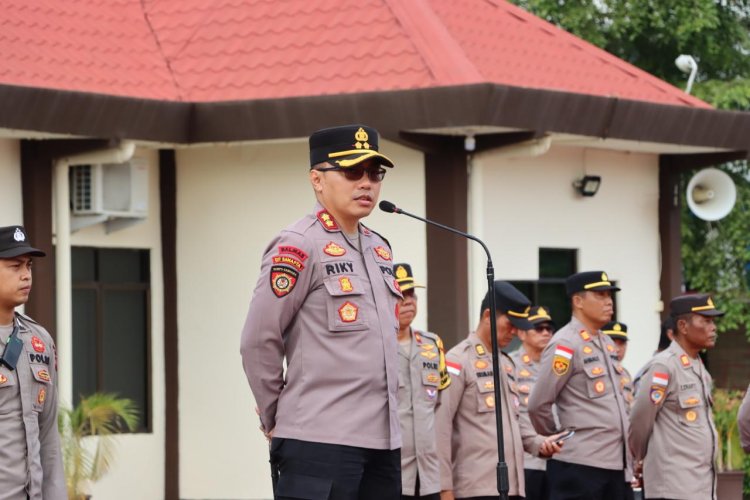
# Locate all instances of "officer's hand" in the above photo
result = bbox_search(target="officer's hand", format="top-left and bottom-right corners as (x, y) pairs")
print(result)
(539, 432), (565, 457)
(440, 490), (455, 500)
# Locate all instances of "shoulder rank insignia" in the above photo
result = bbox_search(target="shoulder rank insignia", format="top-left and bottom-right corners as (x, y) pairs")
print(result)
(324, 242), (346, 256)
(606, 344), (615, 352)
(579, 331), (591, 341)
(338, 302), (359, 323)
(270, 266), (299, 298)
(475, 344), (486, 356)
(552, 345), (573, 376)
(446, 361), (462, 376)
(522, 354), (531, 364)
(414, 332), (423, 343)
(680, 354), (691, 367)
(316, 210), (339, 231)
(374, 246), (392, 261)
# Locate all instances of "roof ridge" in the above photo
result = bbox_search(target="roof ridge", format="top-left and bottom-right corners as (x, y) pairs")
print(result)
(382, 0), (482, 85)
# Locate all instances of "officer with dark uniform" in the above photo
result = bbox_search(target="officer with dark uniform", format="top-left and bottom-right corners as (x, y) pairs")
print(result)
(240, 125), (403, 499)
(602, 321), (634, 411)
(629, 294), (721, 500)
(394, 263), (449, 500)
(0, 225), (66, 499)
(528, 271), (631, 500)
(436, 282), (563, 500)
(510, 306), (555, 500)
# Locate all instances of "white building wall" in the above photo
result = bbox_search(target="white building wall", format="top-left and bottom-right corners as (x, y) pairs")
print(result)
(0, 139), (23, 226)
(176, 139), (425, 499)
(468, 145), (662, 375)
(68, 148), (165, 500)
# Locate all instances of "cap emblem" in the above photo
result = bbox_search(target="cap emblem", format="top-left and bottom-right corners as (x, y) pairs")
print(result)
(354, 127), (370, 150)
(395, 265), (408, 279)
(537, 307), (547, 317)
(601, 272), (608, 281)
(613, 323), (622, 331)
(13, 228), (25, 242)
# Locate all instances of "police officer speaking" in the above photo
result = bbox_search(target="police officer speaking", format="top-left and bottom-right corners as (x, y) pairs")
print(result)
(528, 271), (631, 500)
(629, 294), (721, 500)
(240, 125), (403, 499)
(0, 225), (66, 500)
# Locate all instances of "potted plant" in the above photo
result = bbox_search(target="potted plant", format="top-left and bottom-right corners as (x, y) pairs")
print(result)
(712, 388), (745, 499)
(58, 393), (139, 500)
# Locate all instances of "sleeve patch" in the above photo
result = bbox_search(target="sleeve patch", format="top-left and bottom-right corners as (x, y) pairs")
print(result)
(270, 265), (299, 297)
(552, 344), (573, 376)
(446, 361), (462, 376)
(278, 245), (309, 261)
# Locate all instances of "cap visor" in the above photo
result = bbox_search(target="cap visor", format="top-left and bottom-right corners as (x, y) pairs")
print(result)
(587, 285), (621, 292)
(697, 310), (725, 317)
(509, 316), (535, 330)
(604, 333), (628, 341)
(0, 247), (46, 258)
(398, 283), (425, 292)
(329, 150), (394, 168)
(531, 319), (556, 329)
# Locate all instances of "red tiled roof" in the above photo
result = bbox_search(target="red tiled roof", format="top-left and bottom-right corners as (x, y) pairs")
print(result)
(0, 0), (709, 108)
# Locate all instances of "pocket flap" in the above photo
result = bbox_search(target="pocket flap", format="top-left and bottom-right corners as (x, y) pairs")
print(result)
(323, 275), (364, 297)
(584, 365), (606, 378)
(679, 392), (702, 408)
(31, 365), (51, 384)
(0, 369), (16, 388)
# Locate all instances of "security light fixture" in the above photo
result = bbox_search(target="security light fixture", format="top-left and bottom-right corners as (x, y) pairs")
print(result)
(573, 175), (601, 197)
(675, 54), (698, 94)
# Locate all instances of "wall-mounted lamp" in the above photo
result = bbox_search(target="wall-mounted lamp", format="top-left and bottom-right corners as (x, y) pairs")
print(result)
(573, 175), (601, 197)
(464, 134), (476, 152)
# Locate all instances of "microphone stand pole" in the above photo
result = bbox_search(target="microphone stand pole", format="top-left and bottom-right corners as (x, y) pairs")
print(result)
(384, 205), (509, 500)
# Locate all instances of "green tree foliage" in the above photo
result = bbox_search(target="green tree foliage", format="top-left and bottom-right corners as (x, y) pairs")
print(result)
(512, 0), (750, 332)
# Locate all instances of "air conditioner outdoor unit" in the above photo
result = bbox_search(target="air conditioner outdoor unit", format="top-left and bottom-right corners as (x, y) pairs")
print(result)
(70, 157), (149, 231)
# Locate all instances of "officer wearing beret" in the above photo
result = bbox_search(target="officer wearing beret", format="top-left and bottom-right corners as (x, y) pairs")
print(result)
(436, 282), (563, 500)
(629, 294), (721, 500)
(528, 271), (631, 500)
(510, 306), (555, 500)
(240, 125), (403, 499)
(0, 226), (66, 499)
(394, 263), (449, 500)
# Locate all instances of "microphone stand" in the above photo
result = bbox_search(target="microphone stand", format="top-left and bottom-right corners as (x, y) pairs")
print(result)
(382, 203), (509, 500)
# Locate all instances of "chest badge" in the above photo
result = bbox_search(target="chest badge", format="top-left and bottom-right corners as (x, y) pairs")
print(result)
(38, 369), (50, 382)
(475, 360), (488, 370)
(593, 380), (606, 394)
(685, 410), (698, 422)
(485, 395), (495, 408)
(484, 380), (494, 390)
(420, 351), (438, 360)
(324, 242), (346, 256)
(338, 302), (359, 323)
(374, 246), (392, 261)
(339, 277), (354, 293)
(0, 374), (7, 384)
(519, 369), (531, 377)
(582, 345), (593, 354)
(591, 366), (604, 376)
(37, 387), (46, 405)
(426, 373), (440, 384)
(30, 336), (46, 353)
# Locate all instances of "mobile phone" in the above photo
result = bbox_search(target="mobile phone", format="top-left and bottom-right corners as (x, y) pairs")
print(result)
(556, 430), (575, 443)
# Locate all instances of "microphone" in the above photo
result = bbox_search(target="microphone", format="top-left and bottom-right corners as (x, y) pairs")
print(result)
(379, 199), (510, 500)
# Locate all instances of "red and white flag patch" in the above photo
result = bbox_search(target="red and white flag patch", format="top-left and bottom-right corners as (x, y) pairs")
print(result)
(446, 361), (462, 377)
(652, 372), (669, 386)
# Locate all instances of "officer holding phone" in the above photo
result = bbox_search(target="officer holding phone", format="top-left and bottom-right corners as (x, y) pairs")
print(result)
(0, 225), (66, 499)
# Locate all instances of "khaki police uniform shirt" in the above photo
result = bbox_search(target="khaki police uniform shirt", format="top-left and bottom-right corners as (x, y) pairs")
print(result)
(620, 366), (634, 413)
(509, 348), (547, 472)
(436, 333), (545, 498)
(629, 341), (718, 500)
(241, 204), (403, 450)
(738, 384), (750, 453)
(528, 317), (632, 474)
(0, 314), (65, 500)
(398, 329), (450, 496)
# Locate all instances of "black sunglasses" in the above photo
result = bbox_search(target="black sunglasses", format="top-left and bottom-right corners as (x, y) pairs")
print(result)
(316, 165), (386, 182)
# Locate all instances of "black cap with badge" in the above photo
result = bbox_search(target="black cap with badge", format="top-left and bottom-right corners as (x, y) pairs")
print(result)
(393, 263), (424, 293)
(670, 294), (725, 317)
(0, 226), (45, 258)
(602, 321), (628, 341)
(480, 281), (534, 330)
(309, 124), (394, 169)
(528, 305), (556, 329)
(565, 270), (621, 296)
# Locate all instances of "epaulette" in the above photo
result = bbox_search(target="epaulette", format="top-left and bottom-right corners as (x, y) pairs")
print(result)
(15, 311), (39, 325)
(501, 351), (516, 367)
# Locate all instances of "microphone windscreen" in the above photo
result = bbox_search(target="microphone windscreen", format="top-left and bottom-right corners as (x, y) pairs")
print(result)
(379, 200), (397, 213)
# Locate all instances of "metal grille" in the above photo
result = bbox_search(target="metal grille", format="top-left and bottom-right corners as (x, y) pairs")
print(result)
(72, 165), (92, 212)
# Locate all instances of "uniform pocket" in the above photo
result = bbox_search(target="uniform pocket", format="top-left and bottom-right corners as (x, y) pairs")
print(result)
(475, 377), (495, 413)
(584, 365), (608, 399)
(323, 276), (366, 332)
(0, 368), (18, 414)
(678, 391), (703, 426)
